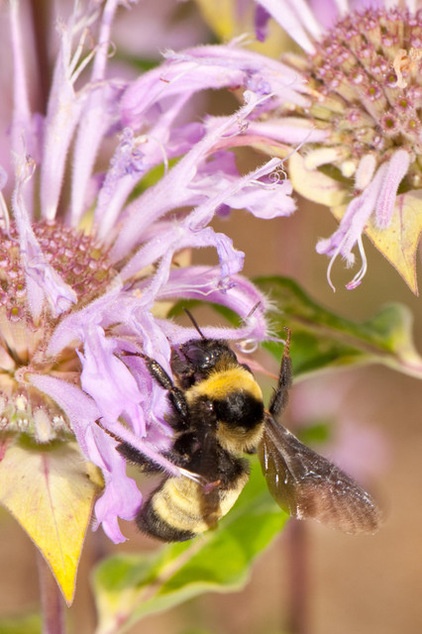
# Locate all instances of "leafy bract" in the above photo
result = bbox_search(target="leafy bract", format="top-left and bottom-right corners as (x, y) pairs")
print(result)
(93, 462), (287, 634)
(289, 153), (422, 294)
(0, 437), (100, 605)
(289, 152), (347, 208)
(255, 275), (422, 379)
(332, 190), (422, 295)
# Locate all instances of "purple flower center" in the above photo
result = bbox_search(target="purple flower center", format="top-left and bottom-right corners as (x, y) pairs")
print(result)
(0, 221), (114, 441)
(0, 221), (114, 324)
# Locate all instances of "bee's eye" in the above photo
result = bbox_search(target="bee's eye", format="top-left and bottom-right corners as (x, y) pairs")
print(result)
(183, 344), (211, 367)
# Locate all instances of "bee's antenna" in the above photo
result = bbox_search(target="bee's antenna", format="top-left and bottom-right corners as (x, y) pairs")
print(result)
(184, 308), (205, 339)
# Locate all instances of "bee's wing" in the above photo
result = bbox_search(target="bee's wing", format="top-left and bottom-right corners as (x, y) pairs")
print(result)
(259, 414), (381, 534)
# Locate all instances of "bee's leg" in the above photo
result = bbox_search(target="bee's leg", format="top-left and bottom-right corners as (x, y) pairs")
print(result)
(116, 441), (167, 472)
(268, 329), (293, 419)
(122, 351), (190, 427)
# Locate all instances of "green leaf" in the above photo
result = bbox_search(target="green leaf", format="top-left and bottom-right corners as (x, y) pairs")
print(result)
(255, 276), (422, 379)
(92, 462), (287, 634)
(0, 613), (41, 634)
(296, 420), (332, 446)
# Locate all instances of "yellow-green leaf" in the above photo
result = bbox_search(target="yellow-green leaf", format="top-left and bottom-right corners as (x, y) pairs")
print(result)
(193, 0), (294, 57)
(0, 437), (101, 605)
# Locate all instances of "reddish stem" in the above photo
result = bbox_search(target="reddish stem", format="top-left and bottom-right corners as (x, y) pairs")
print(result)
(36, 551), (66, 634)
(286, 520), (310, 634)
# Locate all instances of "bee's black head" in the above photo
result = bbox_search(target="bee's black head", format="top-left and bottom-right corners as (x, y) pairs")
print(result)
(171, 338), (237, 388)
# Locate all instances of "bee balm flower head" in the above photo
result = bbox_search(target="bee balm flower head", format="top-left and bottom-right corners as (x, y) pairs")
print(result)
(255, 0), (422, 292)
(0, 0), (297, 553)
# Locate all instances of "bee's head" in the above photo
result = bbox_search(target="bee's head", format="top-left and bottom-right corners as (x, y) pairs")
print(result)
(171, 338), (237, 388)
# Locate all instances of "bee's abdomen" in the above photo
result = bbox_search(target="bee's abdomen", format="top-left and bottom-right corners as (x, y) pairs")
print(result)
(136, 492), (196, 542)
(136, 470), (248, 542)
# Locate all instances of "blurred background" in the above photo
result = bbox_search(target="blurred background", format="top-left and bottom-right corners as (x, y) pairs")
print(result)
(1, 1), (422, 633)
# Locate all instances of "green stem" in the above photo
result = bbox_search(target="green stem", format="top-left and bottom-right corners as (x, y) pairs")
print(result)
(36, 551), (66, 634)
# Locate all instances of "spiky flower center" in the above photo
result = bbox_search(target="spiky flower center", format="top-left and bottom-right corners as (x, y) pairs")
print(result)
(0, 221), (115, 441)
(0, 221), (114, 324)
(299, 8), (422, 188)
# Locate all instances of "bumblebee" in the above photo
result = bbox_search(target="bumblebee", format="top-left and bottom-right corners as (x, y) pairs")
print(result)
(118, 330), (380, 541)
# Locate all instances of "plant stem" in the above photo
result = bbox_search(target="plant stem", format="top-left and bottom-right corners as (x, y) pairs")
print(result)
(36, 550), (66, 634)
(286, 520), (309, 634)
(28, 0), (52, 113)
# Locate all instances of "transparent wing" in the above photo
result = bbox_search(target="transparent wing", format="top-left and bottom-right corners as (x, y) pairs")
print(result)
(259, 414), (381, 534)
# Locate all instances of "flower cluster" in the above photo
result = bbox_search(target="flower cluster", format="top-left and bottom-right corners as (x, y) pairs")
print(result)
(0, 0), (301, 543)
(185, 0), (422, 292)
(256, 0), (422, 291)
